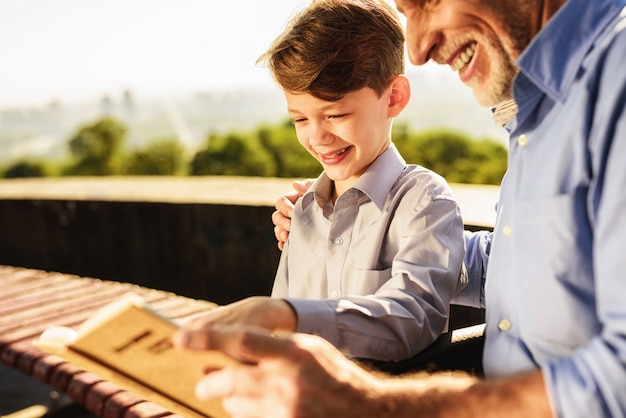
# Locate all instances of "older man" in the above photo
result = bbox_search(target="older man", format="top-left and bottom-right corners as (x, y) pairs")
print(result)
(174, 0), (626, 416)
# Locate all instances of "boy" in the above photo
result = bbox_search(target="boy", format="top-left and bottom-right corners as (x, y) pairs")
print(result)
(185, 0), (465, 362)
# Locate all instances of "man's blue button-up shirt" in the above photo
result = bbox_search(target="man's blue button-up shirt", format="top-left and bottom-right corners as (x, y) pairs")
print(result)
(458, 0), (626, 416)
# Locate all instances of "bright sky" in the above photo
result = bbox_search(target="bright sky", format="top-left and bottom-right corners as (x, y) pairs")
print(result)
(0, 0), (452, 109)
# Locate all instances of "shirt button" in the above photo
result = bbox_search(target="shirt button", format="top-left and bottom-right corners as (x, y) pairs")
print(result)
(331, 290), (339, 298)
(517, 134), (528, 147)
(498, 319), (512, 332)
(333, 237), (343, 246)
(502, 225), (512, 237)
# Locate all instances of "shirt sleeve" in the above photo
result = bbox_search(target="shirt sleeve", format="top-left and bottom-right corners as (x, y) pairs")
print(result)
(289, 198), (465, 361)
(451, 229), (492, 309)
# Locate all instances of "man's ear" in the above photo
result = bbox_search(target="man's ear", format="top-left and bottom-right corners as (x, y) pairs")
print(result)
(388, 75), (411, 117)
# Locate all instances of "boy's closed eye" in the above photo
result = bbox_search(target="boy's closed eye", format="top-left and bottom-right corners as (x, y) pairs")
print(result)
(290, 112), (349, 124)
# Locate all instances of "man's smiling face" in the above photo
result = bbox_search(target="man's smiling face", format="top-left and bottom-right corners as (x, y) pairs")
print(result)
(395, 0), (533, 106)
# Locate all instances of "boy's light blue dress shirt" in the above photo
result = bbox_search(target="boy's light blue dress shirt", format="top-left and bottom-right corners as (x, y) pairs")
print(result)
(273, 144), (465, 362)
(458, 0), (626, 416)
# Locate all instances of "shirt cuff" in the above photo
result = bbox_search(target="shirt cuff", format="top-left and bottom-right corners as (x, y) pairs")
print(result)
(286, 298), (339, 346)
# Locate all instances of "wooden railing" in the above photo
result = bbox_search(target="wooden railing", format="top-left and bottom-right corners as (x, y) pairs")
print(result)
(0, 177), (498, 305)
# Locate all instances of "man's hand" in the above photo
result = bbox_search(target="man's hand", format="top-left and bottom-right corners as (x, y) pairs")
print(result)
(173, 324), (552, 418)
(182, 296), (297, 333)
(173, 325), (380, 418)
(272, 179), (314, 250)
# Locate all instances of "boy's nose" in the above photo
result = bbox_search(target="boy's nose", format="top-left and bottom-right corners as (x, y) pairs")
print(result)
(308, 123), (334, 146)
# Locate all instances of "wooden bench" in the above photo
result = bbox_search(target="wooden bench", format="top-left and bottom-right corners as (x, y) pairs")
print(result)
(0, 265), (219, 418)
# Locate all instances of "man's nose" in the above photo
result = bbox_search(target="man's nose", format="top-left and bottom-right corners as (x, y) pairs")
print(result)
(405, 18), (440, 66)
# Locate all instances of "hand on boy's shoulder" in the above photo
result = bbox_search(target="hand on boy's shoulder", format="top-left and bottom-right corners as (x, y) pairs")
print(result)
(273, 179), (315, 250)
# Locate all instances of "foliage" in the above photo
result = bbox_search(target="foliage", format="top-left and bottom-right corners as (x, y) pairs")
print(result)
(62, 117), (127, 176)
(3, 116), (507, 184)
(123, 138), (185, 175)
(464, 139), (508, 184)
(190, 131), (276, 177)
(189, 121), (505, 184)
(3, 160), (49, 178)
(395, 129), (507, 185)
(256, 120), (321, 178)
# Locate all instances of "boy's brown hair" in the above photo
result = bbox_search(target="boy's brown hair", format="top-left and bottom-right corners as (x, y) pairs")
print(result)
(258, 0), (405, 101)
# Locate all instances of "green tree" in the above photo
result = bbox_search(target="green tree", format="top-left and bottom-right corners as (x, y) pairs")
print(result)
(190, 132), (276, 176)
(3, 160), (48, 178)
(256, 120), (320, 178)
(124, 138), (185, 175)
(466, 139), (508, 184)
(63, 117), (126, 175)
(395, 129), (506, 184)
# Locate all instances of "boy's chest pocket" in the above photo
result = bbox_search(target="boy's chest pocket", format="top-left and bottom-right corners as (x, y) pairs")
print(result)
(343, 267), (392, 296)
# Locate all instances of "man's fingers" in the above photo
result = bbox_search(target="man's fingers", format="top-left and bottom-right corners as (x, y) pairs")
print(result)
(195, 367), (263, 399)
(276, 180), (313, 213)
(272, 180), (314, 251)
(274, 225), (289, 242)
(272, 210), (291, 233)
(293, 179), (314, 195)
(274, 195), (296, 219)
(194, 368), (239, 399)
(272, 209), (291, 251)
(222, 396), (260, 418)
(196, 368), (286, 418)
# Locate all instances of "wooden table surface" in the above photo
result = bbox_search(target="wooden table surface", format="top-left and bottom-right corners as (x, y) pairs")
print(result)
(0, 265), (219, 418)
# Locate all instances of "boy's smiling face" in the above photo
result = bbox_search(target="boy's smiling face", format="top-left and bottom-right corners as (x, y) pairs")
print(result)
(285, 80), (407, 197)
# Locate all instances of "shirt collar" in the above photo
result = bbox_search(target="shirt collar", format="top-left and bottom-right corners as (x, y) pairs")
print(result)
(302, 143), (406, 212)
(517, 0), (626, 102)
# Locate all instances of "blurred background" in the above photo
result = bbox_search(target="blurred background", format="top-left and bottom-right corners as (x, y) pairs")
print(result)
(0, 0), (508, 183)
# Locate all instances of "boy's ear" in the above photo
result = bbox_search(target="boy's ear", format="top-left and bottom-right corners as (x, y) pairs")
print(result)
(388, 75), (411, 117)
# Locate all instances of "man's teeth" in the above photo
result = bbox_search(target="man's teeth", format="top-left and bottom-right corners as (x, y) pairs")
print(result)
(324, 148), (347, 158)
(451, 44), (476, 72)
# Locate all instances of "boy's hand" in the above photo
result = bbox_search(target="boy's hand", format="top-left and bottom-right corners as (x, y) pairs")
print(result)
(272, 179), (314, 250)
(182, 296), (297, 333)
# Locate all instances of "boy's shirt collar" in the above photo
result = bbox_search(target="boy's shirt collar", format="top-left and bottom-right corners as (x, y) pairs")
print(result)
(302, 143), (406, 212)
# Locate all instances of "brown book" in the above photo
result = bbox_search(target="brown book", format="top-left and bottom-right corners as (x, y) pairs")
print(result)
(34, 293), (235, 418)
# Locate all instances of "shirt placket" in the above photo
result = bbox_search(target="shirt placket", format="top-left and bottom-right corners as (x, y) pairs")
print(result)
(326, 191), (358, 299)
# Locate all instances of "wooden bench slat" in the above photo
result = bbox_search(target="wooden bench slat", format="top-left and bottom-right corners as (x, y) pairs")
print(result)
(31, 352), (66, 382)
(102, 391), (145, 418)
(66, 371), (104, 403)
(84, 381), (125, 417)
(122, 401), (175, 418)
(15, 343), (47, 374)
(0, 285), (136, 332)
(49, 361), (85, 393)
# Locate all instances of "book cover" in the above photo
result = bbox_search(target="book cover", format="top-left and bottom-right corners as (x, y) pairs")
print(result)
(34, 293), (235, 418)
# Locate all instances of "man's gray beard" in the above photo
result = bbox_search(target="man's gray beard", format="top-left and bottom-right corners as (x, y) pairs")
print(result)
(472, 45), (518, 107)
(476, 0), (530, 107)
